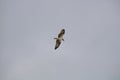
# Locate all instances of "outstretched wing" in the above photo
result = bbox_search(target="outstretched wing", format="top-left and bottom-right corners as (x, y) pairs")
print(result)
(58, 29), (65, 38)
(55, 39), (61, 50)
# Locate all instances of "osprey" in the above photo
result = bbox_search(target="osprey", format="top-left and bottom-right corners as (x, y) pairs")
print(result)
(54, 29), (65, 50)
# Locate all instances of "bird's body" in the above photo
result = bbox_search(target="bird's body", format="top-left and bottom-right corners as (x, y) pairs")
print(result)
(54, 29), (65, 50)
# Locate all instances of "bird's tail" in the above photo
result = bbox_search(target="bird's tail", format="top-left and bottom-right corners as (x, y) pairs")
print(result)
(54, 38), (57, 40)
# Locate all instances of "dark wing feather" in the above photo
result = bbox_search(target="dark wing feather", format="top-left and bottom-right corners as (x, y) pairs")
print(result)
(58, 29), (65, 38)
(55, 39), (61, 50)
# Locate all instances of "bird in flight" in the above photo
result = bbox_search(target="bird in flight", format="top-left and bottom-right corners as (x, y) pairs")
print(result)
(54, 29), (65, 50)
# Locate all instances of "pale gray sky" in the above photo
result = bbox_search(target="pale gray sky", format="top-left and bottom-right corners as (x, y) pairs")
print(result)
(1, 0), (120, 80)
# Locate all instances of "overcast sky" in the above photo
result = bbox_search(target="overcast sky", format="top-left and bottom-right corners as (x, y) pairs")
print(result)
(1, 0), (120, 80)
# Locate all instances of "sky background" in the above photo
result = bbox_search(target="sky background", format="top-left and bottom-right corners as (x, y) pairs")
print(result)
(1, 0), (120, 80)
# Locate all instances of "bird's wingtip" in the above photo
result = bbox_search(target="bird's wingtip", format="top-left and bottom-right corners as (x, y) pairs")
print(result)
(55, 47), (57, 50)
